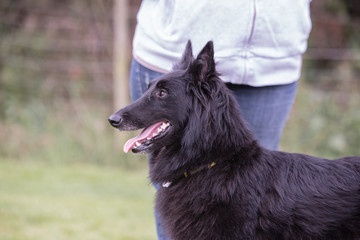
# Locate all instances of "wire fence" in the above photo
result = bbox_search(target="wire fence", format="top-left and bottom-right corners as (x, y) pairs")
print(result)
(0, 0), (140, 103)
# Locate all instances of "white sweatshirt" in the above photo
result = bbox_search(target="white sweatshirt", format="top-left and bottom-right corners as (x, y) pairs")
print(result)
(132, 0), (312, 86)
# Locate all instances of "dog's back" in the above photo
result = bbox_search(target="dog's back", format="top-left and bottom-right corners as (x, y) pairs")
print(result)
(252, 151), (360, 239)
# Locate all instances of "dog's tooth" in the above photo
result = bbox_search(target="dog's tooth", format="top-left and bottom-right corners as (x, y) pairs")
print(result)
(161, 123), (166, 129)
(147, 137), (151, 140)
(135, 141), (141, 147)
(153, 133), (158, 137)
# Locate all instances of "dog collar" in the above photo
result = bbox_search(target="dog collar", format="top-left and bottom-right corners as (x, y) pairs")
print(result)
(162, 162), (216, 188)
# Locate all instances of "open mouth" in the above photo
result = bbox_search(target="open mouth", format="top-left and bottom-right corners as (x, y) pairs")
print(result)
(123, 121), (171, 153)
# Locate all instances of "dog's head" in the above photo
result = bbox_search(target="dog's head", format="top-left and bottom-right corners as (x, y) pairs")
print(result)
(108, 66), (191, 153)
(109, 40), (249, 157)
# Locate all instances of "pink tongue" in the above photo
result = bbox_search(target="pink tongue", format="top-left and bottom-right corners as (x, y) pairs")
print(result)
(123, 122), (165, 153)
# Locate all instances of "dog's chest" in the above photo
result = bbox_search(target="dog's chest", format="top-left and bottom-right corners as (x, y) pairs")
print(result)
(155, 177), (257, 239)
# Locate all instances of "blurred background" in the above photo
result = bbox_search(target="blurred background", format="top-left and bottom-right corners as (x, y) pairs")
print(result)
(0, 0), (359, 239)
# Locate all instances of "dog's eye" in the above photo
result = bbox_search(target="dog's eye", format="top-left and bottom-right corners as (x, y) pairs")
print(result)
(157, 89), (168, 98)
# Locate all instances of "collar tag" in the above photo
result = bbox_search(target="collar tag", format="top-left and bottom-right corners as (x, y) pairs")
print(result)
(162, 182), (172, 188)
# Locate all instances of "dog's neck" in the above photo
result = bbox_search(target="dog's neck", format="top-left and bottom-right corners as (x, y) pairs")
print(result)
(149, 135), (260, 185)
(161, 161), (217, 188)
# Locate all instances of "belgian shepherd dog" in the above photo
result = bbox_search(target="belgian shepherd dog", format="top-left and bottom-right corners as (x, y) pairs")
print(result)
(108, 41), (360, 240)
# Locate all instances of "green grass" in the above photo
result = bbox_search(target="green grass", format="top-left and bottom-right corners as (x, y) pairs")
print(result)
(0, 160), (156, 240)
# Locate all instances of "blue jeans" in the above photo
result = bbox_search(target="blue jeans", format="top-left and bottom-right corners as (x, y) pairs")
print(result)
(129, 58), (297, 239)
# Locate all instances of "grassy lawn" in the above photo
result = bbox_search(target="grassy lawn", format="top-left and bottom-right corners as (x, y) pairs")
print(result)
(0, 160), (156, 240)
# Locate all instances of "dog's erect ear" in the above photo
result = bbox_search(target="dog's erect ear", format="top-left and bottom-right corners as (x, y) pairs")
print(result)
(173, 40), (194, 70)
(191, 41), (216, 82)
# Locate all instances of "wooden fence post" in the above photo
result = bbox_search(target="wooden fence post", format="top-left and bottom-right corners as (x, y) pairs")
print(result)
(113, 0), (131, 150)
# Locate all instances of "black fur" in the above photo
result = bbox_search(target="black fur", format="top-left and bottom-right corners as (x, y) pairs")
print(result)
(109, 41), (360, 240)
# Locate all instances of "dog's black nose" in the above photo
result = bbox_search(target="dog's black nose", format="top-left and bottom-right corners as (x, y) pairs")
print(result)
(108, 114), (122, 128)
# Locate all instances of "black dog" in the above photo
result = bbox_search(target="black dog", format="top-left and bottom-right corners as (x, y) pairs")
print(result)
(109, 41), (360, 240)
